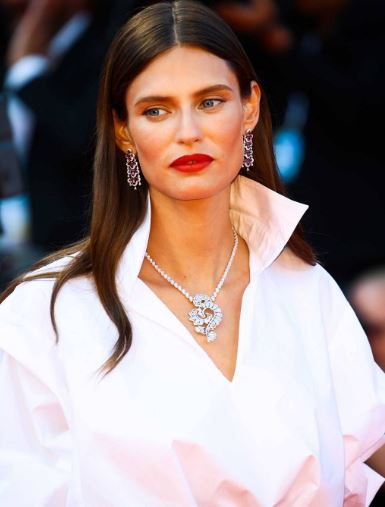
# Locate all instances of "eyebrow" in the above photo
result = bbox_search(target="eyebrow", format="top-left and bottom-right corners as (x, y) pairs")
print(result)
(133, 84), (234, 107)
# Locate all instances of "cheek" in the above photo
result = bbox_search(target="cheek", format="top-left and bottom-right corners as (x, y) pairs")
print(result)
(212, 101), (243, 140)
(137, 136), (165, 163)
(212, 110), (244, 170)
(129, 119), (171, 169)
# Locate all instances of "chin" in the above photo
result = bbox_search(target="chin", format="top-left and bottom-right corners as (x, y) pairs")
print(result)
(161, 175), (231, 201)
(163, 187), (219, 202)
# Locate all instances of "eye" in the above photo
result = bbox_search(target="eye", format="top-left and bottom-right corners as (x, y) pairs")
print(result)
(200, 98), (225, 109)
(143, 107), (167, 118)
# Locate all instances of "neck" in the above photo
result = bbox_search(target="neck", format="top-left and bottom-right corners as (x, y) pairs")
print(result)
(146, 186), (241, 293)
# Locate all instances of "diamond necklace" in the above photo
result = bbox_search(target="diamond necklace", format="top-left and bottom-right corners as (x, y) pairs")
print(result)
(144, 226), (239, 343)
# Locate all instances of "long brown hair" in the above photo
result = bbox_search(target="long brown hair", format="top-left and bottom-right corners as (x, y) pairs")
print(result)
(0, 0), (317, 376)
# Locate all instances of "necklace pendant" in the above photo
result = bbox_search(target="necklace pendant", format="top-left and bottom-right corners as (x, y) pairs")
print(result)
(188, 294), (223, 343)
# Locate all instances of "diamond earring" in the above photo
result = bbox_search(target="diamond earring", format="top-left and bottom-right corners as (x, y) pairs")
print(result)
(125, 148), (142, 189)
(242, 128), (254, 171)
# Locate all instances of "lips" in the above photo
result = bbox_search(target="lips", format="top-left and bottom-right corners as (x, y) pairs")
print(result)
(170, 153), (213, 167)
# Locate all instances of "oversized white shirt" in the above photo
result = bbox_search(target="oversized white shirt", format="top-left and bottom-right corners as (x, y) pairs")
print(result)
(1, 175), (385, 506)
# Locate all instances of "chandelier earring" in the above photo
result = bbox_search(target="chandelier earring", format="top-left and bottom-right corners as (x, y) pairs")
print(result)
(242, 128), (254, 171)
(125, 148), (142, 189)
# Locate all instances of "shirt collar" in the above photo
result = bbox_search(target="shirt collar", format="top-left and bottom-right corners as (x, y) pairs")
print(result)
(116, 175), (309, 299)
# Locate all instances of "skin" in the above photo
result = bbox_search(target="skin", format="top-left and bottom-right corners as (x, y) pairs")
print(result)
(114, 45), (260, 381)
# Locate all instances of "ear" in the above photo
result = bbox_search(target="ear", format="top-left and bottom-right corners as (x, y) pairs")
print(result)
(242, 80), (261, 132)
(112, 110), (135, 153)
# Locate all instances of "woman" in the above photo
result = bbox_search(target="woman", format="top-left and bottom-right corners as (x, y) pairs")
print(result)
(1, 1), (385, 505)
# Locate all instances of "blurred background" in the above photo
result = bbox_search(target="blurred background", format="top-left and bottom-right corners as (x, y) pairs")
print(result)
(0, 1), (385, 499)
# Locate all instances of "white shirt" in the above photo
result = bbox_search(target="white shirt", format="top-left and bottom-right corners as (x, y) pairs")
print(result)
(1, 175), (385, 506)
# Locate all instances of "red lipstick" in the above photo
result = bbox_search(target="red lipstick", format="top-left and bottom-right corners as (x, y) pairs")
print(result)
(170, 153), (213, 172)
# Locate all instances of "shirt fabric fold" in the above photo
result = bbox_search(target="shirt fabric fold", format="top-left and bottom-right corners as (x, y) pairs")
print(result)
(1, 175), (385, 506)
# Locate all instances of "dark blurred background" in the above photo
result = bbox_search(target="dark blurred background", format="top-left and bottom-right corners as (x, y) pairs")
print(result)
(1, 1), (385, 500)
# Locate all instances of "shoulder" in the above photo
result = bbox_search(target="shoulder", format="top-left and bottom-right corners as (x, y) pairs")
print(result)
(269, 246), (340, 294)
(0, 252), (94, 349)
(265, 246), (350, 331)
(0, 251), (103, 379)
(0, 253), (76, 311)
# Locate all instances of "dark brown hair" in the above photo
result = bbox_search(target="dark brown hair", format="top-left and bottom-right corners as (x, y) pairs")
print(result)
(0, 0), (317, 376)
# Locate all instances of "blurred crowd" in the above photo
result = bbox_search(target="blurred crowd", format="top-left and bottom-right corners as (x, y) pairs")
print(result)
(1, 3), (385, 498)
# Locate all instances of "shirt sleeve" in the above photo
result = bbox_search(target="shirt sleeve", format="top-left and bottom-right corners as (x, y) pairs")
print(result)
(0, 282), (73, 506)
(326, 276), (385, 505)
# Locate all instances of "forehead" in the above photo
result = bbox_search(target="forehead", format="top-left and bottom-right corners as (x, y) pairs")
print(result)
(126, 45), (240, 104)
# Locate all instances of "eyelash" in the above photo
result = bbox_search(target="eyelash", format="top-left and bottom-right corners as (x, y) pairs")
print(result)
(200, 98), (225, 109)
(143, 98), (225, 117)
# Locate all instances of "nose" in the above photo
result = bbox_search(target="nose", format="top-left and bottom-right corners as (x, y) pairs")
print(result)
(176, 107), (202, 145)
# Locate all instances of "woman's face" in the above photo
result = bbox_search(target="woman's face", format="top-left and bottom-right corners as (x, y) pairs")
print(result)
(114, 45), (260, 201)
